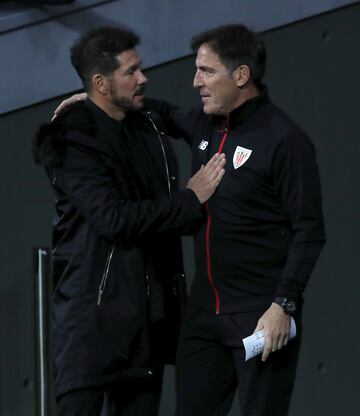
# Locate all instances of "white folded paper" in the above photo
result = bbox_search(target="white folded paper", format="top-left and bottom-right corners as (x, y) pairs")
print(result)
(242, 317), (296, 361)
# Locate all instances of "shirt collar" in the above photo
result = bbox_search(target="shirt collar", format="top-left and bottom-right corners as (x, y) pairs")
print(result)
(226, 86), (269, 128)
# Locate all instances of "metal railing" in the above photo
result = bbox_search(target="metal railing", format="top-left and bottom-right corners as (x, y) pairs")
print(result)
(33, 247), (54, 416)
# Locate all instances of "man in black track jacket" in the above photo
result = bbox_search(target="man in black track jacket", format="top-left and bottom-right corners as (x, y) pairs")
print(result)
(147, 24), (326, 416)
(33, 27), (225, 416)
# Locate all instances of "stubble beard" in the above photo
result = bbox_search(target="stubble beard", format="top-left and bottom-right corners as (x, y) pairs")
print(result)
(110, 84), (144, 113)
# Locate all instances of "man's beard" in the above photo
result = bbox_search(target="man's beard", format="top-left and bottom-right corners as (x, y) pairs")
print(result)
(110, 84), (145, 112)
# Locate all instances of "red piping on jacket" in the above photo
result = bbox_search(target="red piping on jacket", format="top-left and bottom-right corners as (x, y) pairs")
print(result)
(205, 127), (229, 315)
(218, 130), (229, 153)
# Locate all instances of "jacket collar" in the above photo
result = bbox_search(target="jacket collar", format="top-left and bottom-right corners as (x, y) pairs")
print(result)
(86, 99), (170, 196)
(224, 87), (269, 129)
(84, 98), (123, 151)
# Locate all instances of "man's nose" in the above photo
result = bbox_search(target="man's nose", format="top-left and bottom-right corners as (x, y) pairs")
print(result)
(138, 70), (148, 85)
(193, 70), (203, 88)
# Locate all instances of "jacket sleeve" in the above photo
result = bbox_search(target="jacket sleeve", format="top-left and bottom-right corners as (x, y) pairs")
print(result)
(54, 138), (203, 243)
(144, 98), (203, 145)
(271, 128), (326, 300)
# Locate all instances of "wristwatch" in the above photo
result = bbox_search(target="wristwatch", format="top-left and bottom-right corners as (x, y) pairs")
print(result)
(273, 297), (297, 315)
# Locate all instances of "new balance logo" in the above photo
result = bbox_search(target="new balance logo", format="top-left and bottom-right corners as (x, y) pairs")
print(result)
(198, 140), (209, 150)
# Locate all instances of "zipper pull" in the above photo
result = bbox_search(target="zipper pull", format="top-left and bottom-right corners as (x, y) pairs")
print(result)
(146, 274), (151, 298)
(145, 264), (151, 298)
(97, 289), (103, 306)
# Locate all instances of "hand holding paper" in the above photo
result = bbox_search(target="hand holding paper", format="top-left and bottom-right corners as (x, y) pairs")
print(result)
(242, 317), (296, 361)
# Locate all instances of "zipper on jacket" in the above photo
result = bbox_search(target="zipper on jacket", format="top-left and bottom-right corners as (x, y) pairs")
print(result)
(146, 112), (172, 196)
(97, 244), (115, 306)
(206, 126), (229, 315)
(145, 264), (151, 299)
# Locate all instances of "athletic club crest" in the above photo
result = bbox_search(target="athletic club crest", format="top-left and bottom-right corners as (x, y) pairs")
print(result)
(233, 146), (252, 169)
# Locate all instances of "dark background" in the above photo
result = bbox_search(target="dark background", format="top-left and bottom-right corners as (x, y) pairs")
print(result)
(0, 3), (359, 415)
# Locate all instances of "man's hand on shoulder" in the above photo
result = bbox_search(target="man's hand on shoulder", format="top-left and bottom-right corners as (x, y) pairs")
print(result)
(52, 92), (88, 121)
(187, 153), (226, 204)
(253, 303), (291, 362)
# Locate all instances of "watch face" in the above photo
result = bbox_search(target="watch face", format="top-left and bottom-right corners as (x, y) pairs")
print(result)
(273, 297), (297, 315)
(285, 300), (297, 314)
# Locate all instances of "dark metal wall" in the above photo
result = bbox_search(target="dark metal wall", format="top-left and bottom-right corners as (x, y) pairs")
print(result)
(0, 3), (359, 415)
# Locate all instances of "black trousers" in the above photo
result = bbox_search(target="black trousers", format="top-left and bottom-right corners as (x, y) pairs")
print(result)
(176, 303), (302, 416)
(56, 370), (164, 416)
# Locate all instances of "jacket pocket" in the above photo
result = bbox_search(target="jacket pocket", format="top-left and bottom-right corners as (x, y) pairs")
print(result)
(97, 244), (115, 306)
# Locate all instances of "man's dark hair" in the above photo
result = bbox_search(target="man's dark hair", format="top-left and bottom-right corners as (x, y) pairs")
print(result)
(70, 26), (140, 91)
(191, 24), (266, 88)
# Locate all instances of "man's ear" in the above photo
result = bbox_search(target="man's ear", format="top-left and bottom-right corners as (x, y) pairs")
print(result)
(92, 74), (108, 95)
(233, 65), (250, 87)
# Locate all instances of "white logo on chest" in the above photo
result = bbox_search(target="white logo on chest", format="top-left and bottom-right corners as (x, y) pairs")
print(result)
(233, 146), (252, 169)
(198, 140), (209, 150)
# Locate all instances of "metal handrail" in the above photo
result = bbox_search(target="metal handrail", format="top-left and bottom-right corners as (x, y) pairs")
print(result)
(33, 247), (54, 416)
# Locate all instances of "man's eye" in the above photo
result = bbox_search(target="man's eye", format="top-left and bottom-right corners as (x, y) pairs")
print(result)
(125, 67), (138, 75)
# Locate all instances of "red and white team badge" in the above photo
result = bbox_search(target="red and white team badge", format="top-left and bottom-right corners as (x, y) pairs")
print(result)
(233, 146), (252, 169)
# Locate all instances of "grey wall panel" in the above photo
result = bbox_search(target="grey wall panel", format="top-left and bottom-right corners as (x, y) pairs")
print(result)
(0, 0), (357, 113)
(291, 202), (359, 416)
(0, 103), (54, 416)
(0, 0), (104, 32)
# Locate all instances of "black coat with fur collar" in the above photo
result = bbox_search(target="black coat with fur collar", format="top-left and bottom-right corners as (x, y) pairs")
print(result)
(34, 99), (203, 397)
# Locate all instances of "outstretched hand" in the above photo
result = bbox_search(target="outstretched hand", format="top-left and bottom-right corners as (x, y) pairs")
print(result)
(187, 153), (226, 204)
